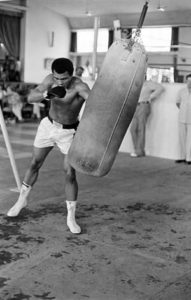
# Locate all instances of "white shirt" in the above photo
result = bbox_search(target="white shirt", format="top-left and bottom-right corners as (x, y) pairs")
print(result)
(176, 88), (191, 124)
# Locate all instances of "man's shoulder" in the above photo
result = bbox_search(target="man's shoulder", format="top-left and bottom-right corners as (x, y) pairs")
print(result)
(71, 76), (83, 85)
(177, 87), (187, 99)
(179, 87), (187, 94)
(36, 74), (54, 91)
(71, 76), (89, 89)
(43, 73), (54, 85)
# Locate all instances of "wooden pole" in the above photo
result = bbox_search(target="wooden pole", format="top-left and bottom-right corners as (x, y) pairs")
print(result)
(0, 106), (21, 191)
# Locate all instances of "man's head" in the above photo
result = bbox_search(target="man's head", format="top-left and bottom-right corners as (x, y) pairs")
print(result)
(186, 73), (191, 89)
(51, 58), (74, 87)
(75, 66), (84, 77)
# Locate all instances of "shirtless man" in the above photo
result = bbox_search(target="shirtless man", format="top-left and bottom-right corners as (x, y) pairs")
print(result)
(7, 58), (90, 234)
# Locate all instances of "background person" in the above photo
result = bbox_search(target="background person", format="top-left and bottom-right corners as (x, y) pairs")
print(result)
(0, 84), (6, 109)
(130, 78), (164, 157)
(176, 73), (191, 164)
(32, 102), (45, 121)
(75, 66), (84, 78)
(5, 86), (23, 122)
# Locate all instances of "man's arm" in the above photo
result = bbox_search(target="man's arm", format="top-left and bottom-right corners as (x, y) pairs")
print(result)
(149, 82), (165, 102)
(77, 82), (90, 101)
(28, 74), (53, 104)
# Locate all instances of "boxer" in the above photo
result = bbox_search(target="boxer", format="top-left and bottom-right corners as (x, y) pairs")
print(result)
(7, 58), (90, 234)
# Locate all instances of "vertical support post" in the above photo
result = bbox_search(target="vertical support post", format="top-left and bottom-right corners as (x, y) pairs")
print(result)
(92, 16), (100, 80)
(173, 55), (178, 82)
(0, 106), (21, 191)
(113, 19), (121, 41)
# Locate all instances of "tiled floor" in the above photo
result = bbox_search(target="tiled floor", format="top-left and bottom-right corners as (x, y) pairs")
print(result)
(1, 121), (191, 300)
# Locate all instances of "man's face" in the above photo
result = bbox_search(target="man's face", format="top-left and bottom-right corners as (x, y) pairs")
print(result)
(76, 68), (83, 77)
(53, 71), (72, 88)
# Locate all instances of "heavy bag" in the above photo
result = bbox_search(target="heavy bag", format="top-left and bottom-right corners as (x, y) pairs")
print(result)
(68, 39), (147, 177)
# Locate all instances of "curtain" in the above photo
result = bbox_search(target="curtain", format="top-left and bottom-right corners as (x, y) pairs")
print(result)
(0, 14), (21, 59)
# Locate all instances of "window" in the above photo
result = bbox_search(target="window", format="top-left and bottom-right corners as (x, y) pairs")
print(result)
(147, 67), (174, 83)
(136, 27), (172, 52)
(76, 29), (109, 53)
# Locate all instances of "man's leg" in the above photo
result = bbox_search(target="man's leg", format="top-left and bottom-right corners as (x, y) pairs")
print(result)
(130, 112), (138, 156)
(136, 104), (150, 156)
(185, 124), (191, 163)
(12, 104), (23, 121)
(179, 123), (186, 161)
(7, 146), (53, 217)
(137, 121), (146, 156)
(63, 155), (81, 234)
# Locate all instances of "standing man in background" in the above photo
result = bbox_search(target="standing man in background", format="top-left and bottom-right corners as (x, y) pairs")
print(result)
(130, 78), (164, 157)
(176, 73), (191, 164)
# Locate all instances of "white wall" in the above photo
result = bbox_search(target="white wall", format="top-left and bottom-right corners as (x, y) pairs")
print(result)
(119, 83), (185, 160)
(81, 81), (184, 160)
(24, 0), (71, 83)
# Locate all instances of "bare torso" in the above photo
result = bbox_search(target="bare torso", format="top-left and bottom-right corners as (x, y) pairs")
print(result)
(48, 76), (86, 124)
(29, 74), (89, 125)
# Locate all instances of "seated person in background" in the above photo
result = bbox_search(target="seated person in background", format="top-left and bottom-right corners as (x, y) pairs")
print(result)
(5, 86), (23, 122)
(130, 78), (164, 157)
(8, 62), (20, 82)
(32, 102), (45, 121)
(2, 55), (11, 82)
(0, 84), (6, 109)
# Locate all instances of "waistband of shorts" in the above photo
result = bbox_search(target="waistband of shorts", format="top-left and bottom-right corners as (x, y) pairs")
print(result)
(137, 101), (150, 106)
(47, 114), (79, 130)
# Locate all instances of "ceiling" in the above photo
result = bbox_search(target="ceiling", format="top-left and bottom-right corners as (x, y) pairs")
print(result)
(35, 0), (191, 17)
(1, 0), (191, 17)
(1, 0), (191, 28)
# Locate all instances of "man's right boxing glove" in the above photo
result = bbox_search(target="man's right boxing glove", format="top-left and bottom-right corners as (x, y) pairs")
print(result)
(43, 86), (66, 101)
(47, 86), (66, 99)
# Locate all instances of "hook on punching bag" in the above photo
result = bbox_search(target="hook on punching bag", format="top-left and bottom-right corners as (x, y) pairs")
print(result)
(137, 1), (149, 29)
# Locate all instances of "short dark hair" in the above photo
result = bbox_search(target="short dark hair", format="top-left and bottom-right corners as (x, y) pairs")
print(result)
(76, 66), (84, 72)
(51, 58), (74, 75)
(186, 73), (191, 80)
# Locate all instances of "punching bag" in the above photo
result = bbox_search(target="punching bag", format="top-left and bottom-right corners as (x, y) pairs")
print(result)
(68, 39), (147, 177)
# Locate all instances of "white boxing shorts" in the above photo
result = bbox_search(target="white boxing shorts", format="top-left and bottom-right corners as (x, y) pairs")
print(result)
(34, 117), (78, 154)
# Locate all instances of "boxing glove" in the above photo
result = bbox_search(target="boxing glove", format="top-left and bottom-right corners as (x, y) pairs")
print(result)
(45, 86), (66, 100)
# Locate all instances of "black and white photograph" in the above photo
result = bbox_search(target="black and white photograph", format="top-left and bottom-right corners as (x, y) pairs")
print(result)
(1, 0), (191, 299)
